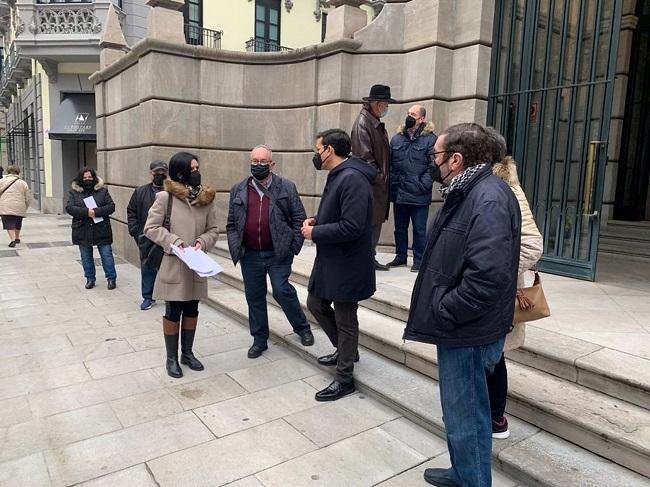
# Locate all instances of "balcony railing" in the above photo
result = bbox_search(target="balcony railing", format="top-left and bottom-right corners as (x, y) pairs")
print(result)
(184, 24), (223, 49)
(29, 2), (103, 35)
(245, 38), (294, 53)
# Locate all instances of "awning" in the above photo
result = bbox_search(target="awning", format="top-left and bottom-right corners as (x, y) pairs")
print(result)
(48, 94), (96, 141)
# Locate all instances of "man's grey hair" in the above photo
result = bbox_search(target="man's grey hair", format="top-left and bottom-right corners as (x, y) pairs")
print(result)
(485, 127), (507, 165)
(439, 123), (491, 168)
(251, 144), (273, 160)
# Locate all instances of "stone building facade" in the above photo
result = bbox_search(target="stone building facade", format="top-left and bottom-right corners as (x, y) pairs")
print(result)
(91, 0), (649, 280)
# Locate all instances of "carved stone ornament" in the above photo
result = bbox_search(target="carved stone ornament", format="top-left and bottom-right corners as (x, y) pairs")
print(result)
(37, 58), (58, 83)
(284, 0), (293, 12)
(32, 6), (102, 35)
(314, 0), (328, 21)
(15, 13), (25, 36)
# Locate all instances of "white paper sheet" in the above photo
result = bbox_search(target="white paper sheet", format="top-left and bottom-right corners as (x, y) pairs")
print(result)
(170, 244), (223, 277)
(82, 196), (104, 224)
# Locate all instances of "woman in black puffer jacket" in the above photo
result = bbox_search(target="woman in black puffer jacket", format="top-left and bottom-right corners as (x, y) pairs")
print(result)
(65, 167), (117, 290)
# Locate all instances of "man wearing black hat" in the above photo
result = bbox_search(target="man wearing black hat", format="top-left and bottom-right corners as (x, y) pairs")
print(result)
(127, 160), (169, 310)
(351, 84), (395, 271)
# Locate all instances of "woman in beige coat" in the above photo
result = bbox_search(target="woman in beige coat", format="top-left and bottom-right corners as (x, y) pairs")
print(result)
(145, 152), (219, 378)
(486, 129), (544, 439)
(0, 165), (31, 248)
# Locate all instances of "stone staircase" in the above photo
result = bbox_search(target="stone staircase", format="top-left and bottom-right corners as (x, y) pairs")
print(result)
(600, 220), (650, 260)
(205, 242), (650, 487)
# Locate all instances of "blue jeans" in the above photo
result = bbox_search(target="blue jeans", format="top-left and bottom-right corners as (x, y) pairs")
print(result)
(141, 264), (157, 300)
(437, 337), (505, 487)
(240, 249), (310, 346)
(79, 244), (117, 281)
(393, 204), (429, 266)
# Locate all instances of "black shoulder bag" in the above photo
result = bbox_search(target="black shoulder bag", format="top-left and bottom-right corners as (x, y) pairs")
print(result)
(252, 178), (292, 225)
(142, 193), (173, 271)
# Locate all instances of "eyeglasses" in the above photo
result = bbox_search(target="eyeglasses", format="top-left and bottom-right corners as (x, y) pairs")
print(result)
(431, 150), (451, 158)
(250, 159), (272, 166)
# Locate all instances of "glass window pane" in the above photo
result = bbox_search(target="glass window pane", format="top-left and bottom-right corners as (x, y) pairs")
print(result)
(269, 25), (278, 42)
(269, 8), (278, 24)
(255, 21), (265, 37)
(256, 5), (265, 21)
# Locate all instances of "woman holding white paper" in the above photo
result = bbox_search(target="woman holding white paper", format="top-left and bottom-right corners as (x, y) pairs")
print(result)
(144, 152), (219, 379)
(65, 167), (117, 290)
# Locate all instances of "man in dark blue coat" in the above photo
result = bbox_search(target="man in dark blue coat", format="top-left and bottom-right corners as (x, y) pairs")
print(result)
(226, 145), (314, 359)
(302, 129), (376, 402)
(387, 104), (437, 272)
(403, 123), (520, 487)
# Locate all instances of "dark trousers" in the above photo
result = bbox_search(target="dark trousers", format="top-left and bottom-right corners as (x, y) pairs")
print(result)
(372, 223), (383, 256)
(79, 244), (117, 281)
(240, 249), (310, 346)
(393, 203), (429, 266)
(165, 300), (199, 322)
(141, 264), (157, 301)
(486, 353), (508, 420)
(307, 293), (359, 384)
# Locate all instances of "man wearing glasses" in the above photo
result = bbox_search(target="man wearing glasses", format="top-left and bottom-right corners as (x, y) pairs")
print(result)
(226, 145), (314, 359)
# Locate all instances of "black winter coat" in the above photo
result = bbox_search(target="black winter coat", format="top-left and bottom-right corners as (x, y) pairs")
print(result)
(308, 156), (377, 303)
(65, 177), (115, 247)
(127, 183), (162, 261)
(226, 174), (307, 265)
(403, 166), (521, 347)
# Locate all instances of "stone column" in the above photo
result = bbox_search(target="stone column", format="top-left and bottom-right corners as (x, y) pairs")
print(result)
(325, 0), (367, 42)
(99, 4), (129, 70)
(145, 0), (186, 44)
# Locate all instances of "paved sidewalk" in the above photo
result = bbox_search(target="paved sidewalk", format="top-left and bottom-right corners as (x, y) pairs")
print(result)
(0, 213), (523, 486)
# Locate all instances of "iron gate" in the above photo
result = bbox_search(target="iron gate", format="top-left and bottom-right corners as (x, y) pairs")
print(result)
(488, 0), (623, 280)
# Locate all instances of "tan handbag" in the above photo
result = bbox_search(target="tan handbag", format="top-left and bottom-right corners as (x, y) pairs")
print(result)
(514, 271), (550, 322)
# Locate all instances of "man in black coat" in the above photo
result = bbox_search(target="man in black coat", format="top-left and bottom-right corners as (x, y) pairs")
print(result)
(127, 160), (168, 310)
(302, 129), (377, 402)
(403, 124), (521, 487)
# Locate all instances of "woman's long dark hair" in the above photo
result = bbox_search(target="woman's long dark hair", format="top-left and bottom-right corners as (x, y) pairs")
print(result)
(169, 152), (198, 183)
(75, 166), (97, 184)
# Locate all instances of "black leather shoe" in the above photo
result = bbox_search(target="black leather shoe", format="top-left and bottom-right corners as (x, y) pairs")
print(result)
(387, 258), (407, 267)
(315, 380), (356, 402)
(299, 330), (314, 346)
(8, 240), (16, 248)
(317, 350), (359, 366)
(411, 264), (420, 273)
(107, 279), (116, 290)
(423, 468), (460, 487)
(14, 239), (20, 244)
(247, 344), (268, 359)
(375, 260), (390, 271)
(85, 279), (95, 289)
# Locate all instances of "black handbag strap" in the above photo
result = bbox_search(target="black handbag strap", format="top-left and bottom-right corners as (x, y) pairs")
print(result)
(252, 178), (292, 225)
(163, 192), (173, 231)
(0, 177), (19, 199)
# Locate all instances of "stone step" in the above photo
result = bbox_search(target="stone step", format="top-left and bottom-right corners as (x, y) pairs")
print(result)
(598, 240), (650, 260)
(203, 278), (650, 487)
(210, 243), (650, 410)
(207, 254), (650, 479)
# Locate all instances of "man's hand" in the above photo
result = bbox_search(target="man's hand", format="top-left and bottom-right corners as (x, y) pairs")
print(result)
(88, 209), (95, 218)
(193, 241), (202, 251)
(303, 217), (316, 228)
(301, 224), (314, 241)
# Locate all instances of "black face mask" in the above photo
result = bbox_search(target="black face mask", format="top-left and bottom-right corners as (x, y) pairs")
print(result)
(82, 180), (94, 190)
(312, 147), (329, 171)
(251, 164), (271, 181)
(405, 116), (417, 130)
(153, 174), (166, 187)
(429, 157), (453, 185)
(187, 170), (201, 187)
